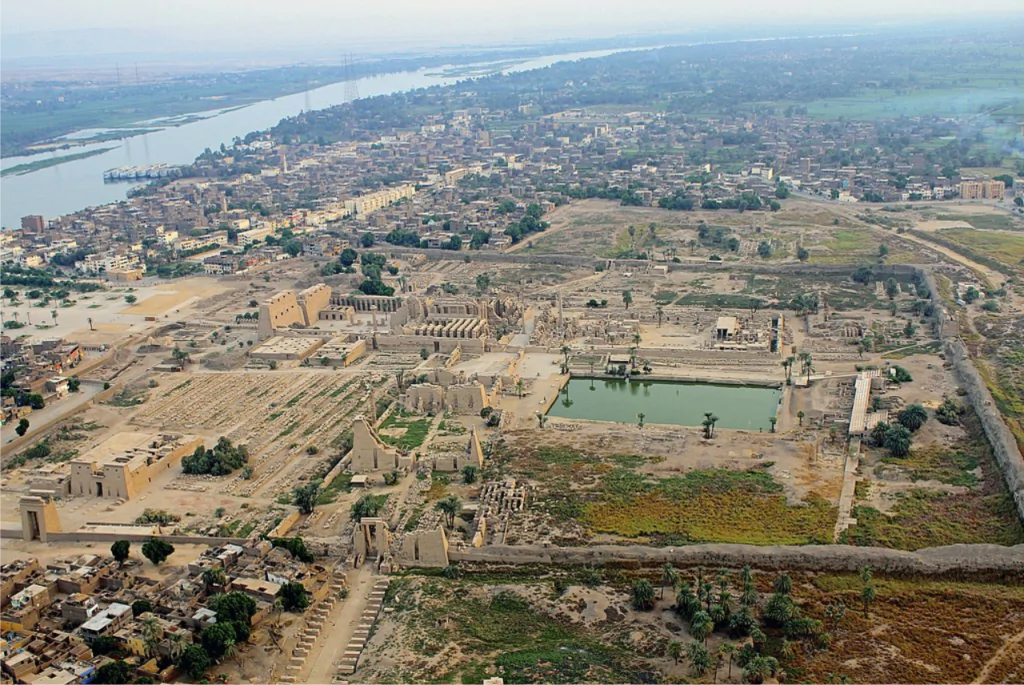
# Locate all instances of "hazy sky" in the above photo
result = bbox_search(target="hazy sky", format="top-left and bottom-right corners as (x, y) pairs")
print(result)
(3, 0), (1023, 60)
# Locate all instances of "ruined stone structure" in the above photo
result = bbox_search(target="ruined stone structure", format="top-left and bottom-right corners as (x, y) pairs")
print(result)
(69, 433), (203, 500)
(348, 418), (413, 472)
(353, 517), (393, 570)
(424, 427), (485, 472)
(19, 495), (62, 542)
(258, 284), (333, 339)
(397, 526), (450, 567)
(402, 381), (490, 415)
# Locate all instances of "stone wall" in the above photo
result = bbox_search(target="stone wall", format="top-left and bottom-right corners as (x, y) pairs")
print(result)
(449, 542), (1024, 576)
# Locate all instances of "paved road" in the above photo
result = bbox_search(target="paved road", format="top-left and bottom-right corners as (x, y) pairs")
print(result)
(303, 564), (374, 684)
(1, 380), (103, 449)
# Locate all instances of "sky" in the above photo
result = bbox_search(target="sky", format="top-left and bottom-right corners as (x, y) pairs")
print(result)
(3, 0), (1023, 63)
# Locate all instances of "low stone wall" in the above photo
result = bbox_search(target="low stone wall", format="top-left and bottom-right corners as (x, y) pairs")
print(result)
(449, 542), (1024, 576)
(45, 530), (250, 546)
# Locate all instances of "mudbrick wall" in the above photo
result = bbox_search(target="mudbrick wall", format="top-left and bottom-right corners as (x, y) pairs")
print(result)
(922, 269), (1024, 521)
(450, 542), (1024, 577)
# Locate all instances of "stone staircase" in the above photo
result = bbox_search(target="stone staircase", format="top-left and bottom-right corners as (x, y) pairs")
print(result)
(278, 570), (348, 683)
(337, 577), (390, 677)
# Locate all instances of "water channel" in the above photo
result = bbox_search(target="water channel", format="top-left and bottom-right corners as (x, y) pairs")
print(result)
(546, 378), (782, 432)
(0, 47), (641, 229)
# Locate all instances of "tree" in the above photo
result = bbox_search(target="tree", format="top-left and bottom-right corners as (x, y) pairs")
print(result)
(631, 579), (656, 610)
(861, 583), (877, 617)
(622, 290), (633, 310)
(16, 418), (29, 436)
(209, 591), (257, 624)
(757, 241), (772, 258)
(277, 581), (311, 612)
(179, 644), (211, 679)
(140, 537), (174, 565)
(351, 494), (385, 522)
(667, 639), (683, 664)
(435, 494), (462, 528)
(690, 609), (714, 644)
(883, 424), (913, 458)
(339, 248), (358, 267)
(292, 482), (321, 514)
(360, 232), (375, 248)
(688, 641), (712, 676)
(769, 416), (777, 433)
(131, 599), (153, 617)
(461, 464), (478, 484)
(885, 278), (899, 299)
(111, 540), (131, 565)
(897, 404), (928, 432)
(797, 246), (810, 261)
(140, 615), (162, 656)
(797, 410), (805, 426)
(774, 572), (792, 595)
(125, 294), (138, 305)
(743, 655), (781, 684)
(94, 660), (133, 685)
(661, 563), (679, 600)
(201, 622), (238, 661)
(475, 273), (490, 294)
(202, 567), (227, 592)
(870, 420), (891, 447)
(637, 412), (646, 430)
(27, 393), (45, 410)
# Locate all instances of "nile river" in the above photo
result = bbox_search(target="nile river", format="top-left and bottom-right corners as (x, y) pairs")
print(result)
(0, 48), (638, 229)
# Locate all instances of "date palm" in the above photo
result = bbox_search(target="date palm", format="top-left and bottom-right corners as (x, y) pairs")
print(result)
(661, 563), (678, 599)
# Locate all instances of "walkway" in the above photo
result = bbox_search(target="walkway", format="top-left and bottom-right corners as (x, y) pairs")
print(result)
(302, 564), (375, 684)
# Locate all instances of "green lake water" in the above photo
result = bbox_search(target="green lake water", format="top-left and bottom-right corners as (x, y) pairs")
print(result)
(546, 378), (782, 431)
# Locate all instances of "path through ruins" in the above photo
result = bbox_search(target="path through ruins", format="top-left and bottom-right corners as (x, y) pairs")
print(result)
(303, 564), (376, 684)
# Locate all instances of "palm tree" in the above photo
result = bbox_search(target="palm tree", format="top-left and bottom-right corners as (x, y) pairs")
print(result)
(743, 655), (780, 684)
(799, 351), (813, 384)
(739, 564), (753, 584)
(667, 639), (683, 664)
(690, 609), (714, 645)
(660, 563), (679, 600)
(769, 416), (777, 433)
(622, 290), (633, 310)
(631, 579), (656, 610)
(797, 410), (805, 426)
(897, 404), (928, 432)
(883, 424), (912, 457)
(515, 378), (524, 398)
(222, 636), (238, 666)
(773, 572), (793, 595)
(741, 582), (758, 607)
(434, 495), (461, 528)
(139, 616), (162, 657)
(88, 317), (94, 331)
(860, 582), (878, 617)
(656, 306), (664, 327)
(637, 412), (646, 430)
(50, 309), (58, 326)
(560, 345), (571, 374)
(702, 415), (714, 440)
(719, 644), (737, 680)
(165, 631), (186, 661)
(687, 641), (712, 676)
(632, 332), (641, 347)
(781, 356), (795, 384)
(689, 239), (697, 255)
(710, 414), (719, 438)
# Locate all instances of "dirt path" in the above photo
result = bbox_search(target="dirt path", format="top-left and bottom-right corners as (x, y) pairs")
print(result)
(972, 626), (1024, 684)
(303, 564), (375, 683)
